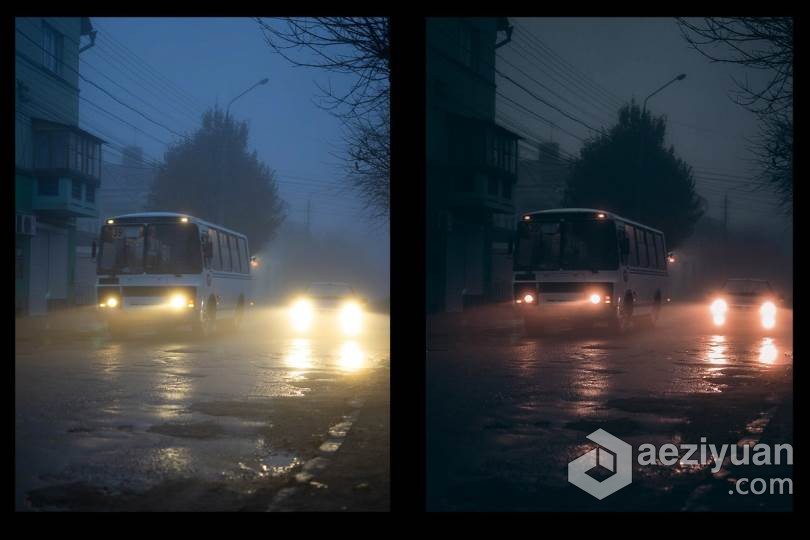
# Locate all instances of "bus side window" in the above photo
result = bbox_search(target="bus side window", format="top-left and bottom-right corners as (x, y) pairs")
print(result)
(645, 231), (657, 269)
(229, 235), (241, 273)
(209, 229), (222, 271)
(625, 225), (638, 267)
(654, 233), (666, 270)
(636, 228), (648, 267)
(238, 237), (249, 274)
(220, 232), (232, 272)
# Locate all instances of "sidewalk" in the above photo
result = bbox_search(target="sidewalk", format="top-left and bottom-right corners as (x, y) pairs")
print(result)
(15, 305), (104, 342)
(274, 366), (390, 511)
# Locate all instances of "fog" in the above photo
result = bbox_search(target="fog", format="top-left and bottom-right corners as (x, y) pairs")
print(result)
(251, 218), (390, 311)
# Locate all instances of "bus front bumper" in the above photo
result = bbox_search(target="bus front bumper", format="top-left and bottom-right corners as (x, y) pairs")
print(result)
(98, 302), (199, 327)
(514, 299), (615, 324)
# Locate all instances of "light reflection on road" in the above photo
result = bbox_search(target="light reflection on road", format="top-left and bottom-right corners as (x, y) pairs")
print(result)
(705, 335), (728, 365)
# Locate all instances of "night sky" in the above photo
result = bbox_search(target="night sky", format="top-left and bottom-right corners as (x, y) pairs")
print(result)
(497, 17), (789, 233)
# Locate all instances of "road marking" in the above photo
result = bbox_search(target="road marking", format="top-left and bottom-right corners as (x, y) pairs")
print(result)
(681, 406), (778, 511)
(267, 409), (361, 510)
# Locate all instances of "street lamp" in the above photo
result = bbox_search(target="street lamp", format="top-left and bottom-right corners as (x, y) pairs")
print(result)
(643, 73), (686, 114)
(217, 78), (269, 224)
(226, 77), (269, 118)
(636, 73), (686, 217)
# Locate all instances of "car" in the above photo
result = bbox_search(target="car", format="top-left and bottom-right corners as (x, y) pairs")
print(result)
(288, 282), (366, 336)
(708, 278), (782, 330)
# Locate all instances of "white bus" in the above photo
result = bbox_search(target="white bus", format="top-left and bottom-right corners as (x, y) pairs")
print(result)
(95, 212), (253, 337)
(512, 208), (670, 333)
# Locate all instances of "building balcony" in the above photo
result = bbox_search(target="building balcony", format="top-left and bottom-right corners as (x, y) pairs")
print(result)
(32, 175), (98, 217)
(449, 169), (515, 215)
(30, 118), (103, 218)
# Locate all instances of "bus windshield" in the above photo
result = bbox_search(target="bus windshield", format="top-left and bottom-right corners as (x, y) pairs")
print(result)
(514, 218), (619, 271)
(98, 223), (202, 275)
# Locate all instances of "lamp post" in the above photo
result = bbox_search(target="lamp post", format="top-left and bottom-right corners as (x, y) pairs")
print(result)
(216, 78), (269, 224)
(636, 73), (686, 217)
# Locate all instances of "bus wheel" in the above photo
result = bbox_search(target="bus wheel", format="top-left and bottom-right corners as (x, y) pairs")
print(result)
(612, 295), (634, 333)
(232, 299), (245, 331)
(194, 298), (216, 338)
(649, 295), (662, 326)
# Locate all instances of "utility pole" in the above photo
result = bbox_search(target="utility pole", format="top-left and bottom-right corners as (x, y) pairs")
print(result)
(218, 78), (269, 224)
(637, 74), (687, 218)
(306, 198), (311, 237)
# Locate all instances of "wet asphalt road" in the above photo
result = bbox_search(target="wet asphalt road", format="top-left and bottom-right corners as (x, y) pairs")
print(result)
(15, 307), (389, 511)
(427, 302), (793, 511)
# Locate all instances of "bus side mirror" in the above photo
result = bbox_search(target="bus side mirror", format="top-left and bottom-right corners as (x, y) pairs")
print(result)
(203, 240), (213, 259)
(91, 240), (97, 259)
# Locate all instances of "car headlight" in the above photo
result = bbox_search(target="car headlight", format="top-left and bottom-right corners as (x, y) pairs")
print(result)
(760, 301), (776, 318)
(290, 298), (314, 332)
(710, 298), (728, 316)
(339, 301), (363, 336)
(760, 301), (776, 329)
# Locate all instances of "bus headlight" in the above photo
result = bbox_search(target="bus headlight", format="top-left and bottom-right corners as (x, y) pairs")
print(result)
(589, 293), (601, 304)
(290, 298), (314, 332)
(339, 301), (363, 336)
(522, 293), (535, 304)
(169, 293), (190, 310)
(101, 296), (119, 308)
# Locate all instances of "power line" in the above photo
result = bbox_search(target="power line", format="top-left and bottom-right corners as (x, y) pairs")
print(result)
(17, 26), (193, 143)
(511, 21), (624, 107)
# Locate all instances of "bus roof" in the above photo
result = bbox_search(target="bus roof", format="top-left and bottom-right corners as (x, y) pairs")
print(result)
(522, 208), (664, 236)
(107, 212), (247, 238)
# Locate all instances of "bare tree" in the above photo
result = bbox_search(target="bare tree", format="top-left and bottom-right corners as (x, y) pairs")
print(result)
(257, 17), (390, 220)
(677, 17), (793, 214)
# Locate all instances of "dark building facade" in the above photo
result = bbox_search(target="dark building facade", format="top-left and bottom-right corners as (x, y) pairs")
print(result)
(426, 17), (520, 312)
(15, 17), (103, 315)
(513, 141), (568, 217)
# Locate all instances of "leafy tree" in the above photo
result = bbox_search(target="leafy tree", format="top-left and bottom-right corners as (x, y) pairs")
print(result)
(147, 107), (286, 252)
(562, 102), (703, 248)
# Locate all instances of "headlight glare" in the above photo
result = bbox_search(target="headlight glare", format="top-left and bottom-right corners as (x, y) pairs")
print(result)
(290, 298), (314, 332)
(339, 301), (363, 336)
(710, 298), (728, 316)
(169, 293), (187, 310)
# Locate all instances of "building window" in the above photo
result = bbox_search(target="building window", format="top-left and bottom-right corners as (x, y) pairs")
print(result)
(71, 179), (82, 199)
(42, 22), (64, 76)
(38, 178), (59, 196)
(502, 179), (512, 200)
(488, 177), (499, 196)
(86, 184), (95, 203)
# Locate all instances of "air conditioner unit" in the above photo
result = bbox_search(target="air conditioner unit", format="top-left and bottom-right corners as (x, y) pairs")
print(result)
(15, 214), (36, 236)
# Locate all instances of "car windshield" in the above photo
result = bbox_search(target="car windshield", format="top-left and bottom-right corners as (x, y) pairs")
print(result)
(514, 218), (619, 271)
(98, 223), (202, 275)
(308, 283), (353, 298)
(723, 280), (772, 295)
